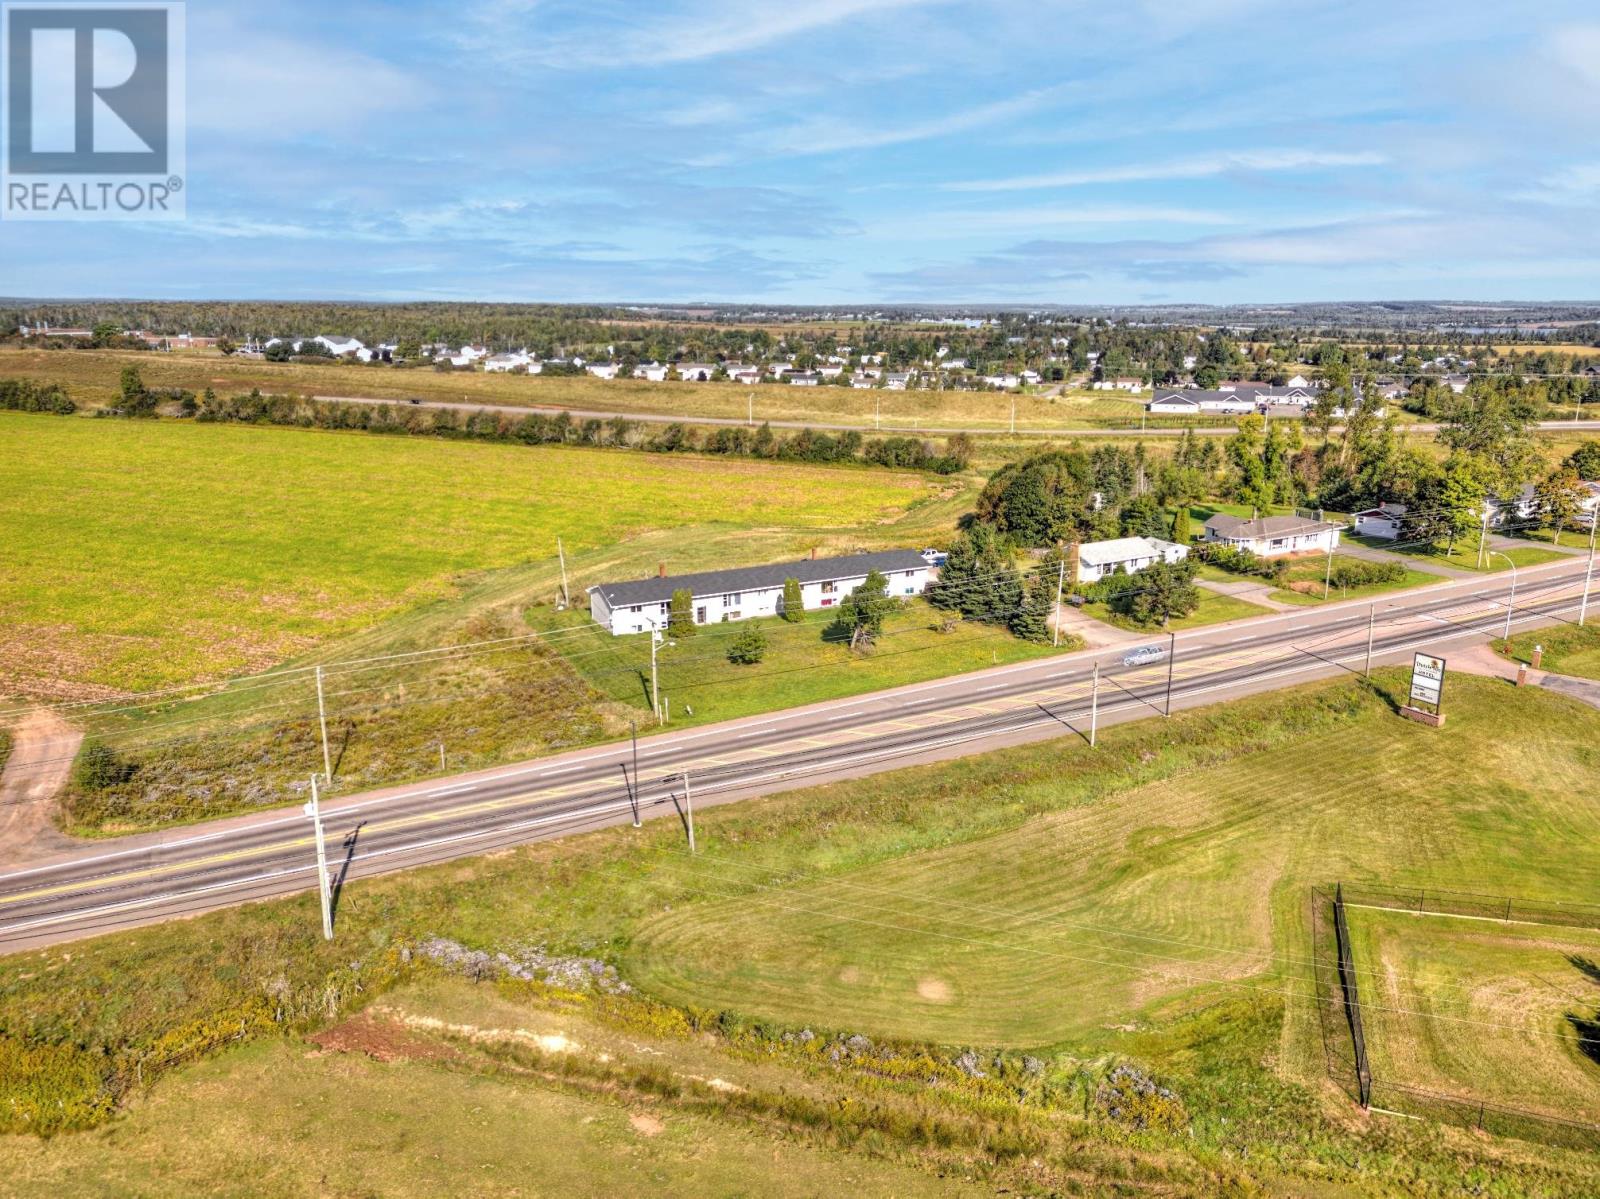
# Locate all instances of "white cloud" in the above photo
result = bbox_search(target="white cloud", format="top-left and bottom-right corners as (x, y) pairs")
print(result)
(767, 85), (1071, 156)
(876, 205), (1240, 238)
(942, 149), (1388, 192)
(189, 35), (426, 134)
(469, 0), (952, 69)
(1514, 162), (1600, 206)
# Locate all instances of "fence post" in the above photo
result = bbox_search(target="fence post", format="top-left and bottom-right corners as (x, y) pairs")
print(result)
(1333, 883), (1373, 1109)
(1504, 897), (1512, 923)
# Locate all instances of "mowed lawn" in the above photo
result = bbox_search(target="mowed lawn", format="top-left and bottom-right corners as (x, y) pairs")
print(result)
(1503, 624), (1600, 680)
(1348, 907), (1600, 1123)
(0, 413), (937, 695)
(624, 676), (1600, 1048)
(546, 599), (1071, 727)
(1083, 586), (1271, 633)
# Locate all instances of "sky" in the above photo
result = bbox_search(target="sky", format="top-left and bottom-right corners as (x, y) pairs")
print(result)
(5, 0), (1600, 305)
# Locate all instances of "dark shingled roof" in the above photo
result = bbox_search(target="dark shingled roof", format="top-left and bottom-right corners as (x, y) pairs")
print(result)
(590, 550), (931, 609)
(1204, 514), (1342, 538)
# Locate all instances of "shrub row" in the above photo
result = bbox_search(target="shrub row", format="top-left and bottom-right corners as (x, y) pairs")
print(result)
(122, 387), (974, 475)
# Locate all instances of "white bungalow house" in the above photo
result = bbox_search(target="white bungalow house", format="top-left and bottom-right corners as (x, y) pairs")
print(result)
(884, 372), (912, 390)
(484, 352), (532, 373)
(982, 373), (1021, 390)
(1352, 502), (1407, 540)
(730, 367), (764, 385)
(1203, 514), (1343, 557)
(787, 371), (822, 386)
(634, 362), (671, 382)
(587, 550), (936, 636)
(1092, 377), (1146, 393)
(1284, 374), (1313, 389)
(586, 362), (621, 380)
(850, 373), (875, 389)
(1076, 536), (1189, 584)
(676, 363), (716, 382)
(1149, 390), (1256, 415)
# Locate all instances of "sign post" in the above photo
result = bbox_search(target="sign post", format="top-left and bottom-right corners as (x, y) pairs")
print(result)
(1400, 652), (1447, 728)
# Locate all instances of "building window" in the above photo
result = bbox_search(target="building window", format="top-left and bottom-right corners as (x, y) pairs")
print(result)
(629, 605), (641, 614)
(725, 592), (742, 604)
(695, 606), (707, 624)
(821, 581), (837, 595)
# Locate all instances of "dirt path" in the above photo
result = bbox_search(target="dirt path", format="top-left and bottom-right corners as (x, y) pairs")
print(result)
(0, 708), (80, 860)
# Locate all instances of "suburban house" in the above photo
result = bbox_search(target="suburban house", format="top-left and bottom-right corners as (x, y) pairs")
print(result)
(730, 367), (764, 385)
(1075, 536), (1189, 584)
(1203, 514), (1343, 557)
(484, 351), (534, 373)
(884, 372), (912, 390)
(850, 373), (875, 389)
(1352, 502), (1407, 540)
(586, 362), (621, 380)
(1443, 374), (1471, 394)
(787, 371), (821, 386)
(1092, 377), (1146, 393)
(676, 363), (716, 382)
(633, 361), (671, 382)
(1580, 481), (1600, 527)
(587, 550), (937, 636)
(1149, 390), (1257, 415)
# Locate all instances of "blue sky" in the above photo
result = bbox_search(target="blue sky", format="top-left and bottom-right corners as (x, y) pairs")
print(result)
(6, 0), (1600, 304)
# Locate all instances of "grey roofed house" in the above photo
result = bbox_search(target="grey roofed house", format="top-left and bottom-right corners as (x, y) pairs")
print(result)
(589, 549), (931, 610)
(1204, 513), (1340, 539)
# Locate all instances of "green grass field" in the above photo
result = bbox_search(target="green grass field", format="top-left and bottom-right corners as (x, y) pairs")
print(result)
(1083, 585), (1271, 633)
(1347, 906), (1600, 1123)
(8, 675), (1600, 1192)
(623, 676), (1600, 1048)
(0, 412), (943, 697)
(1352, 533), (1568, 574)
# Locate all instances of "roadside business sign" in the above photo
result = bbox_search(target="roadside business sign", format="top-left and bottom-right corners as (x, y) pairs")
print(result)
(1408, 652), (1446, 711)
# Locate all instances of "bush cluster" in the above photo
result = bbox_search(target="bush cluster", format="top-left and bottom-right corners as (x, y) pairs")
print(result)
(0, 379), (75, 414)
(1195, 542), (1289, 581)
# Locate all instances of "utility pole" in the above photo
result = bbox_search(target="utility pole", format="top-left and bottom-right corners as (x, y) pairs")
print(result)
(1364, 603), (1376, 678)
(1053, 560), (1065, 648)
(1323, 543), (1334, 600)
(1581, 519), (1597, 628)
(315, 665), (333, 785)
(1090, 663), (1100, 747)
(650, 625), (663, 723)
(629, 721), (641, 828)
(747, 392), (754, 427)
(557, 537), (570, 607)
(874, 394), (880, 430)
(1164, 631), (1177, 717)
(303, 775), (333, 941)
(1010, 397), (1016, 435)
(1476, 510), (1490, 571)
(682, 770), (696, 854)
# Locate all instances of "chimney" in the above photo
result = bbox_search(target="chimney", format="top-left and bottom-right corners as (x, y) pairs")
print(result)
(810, 547), (818, 560)
(658, 562), (666, 578)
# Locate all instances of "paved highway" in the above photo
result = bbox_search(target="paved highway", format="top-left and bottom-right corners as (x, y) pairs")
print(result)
(1, 557), (1593, 952)
(316, 393), (1600, 440)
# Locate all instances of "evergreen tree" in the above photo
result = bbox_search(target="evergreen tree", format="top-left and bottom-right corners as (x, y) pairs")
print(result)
(781, 577), (804, 622)
(668, 588), (696, 637)
(1117, 560), (1201, 628)
(727, 623), (767, 664)
(1008, 571), (1055, 643)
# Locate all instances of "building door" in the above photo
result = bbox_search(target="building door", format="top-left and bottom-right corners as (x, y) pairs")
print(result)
(696, 606), (707, 624)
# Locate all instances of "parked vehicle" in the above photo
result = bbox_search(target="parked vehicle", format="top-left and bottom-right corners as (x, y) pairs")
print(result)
(1123, 645), (1167, 668)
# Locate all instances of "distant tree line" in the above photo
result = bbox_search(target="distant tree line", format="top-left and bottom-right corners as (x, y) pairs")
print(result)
(89, 371), (976, 476)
